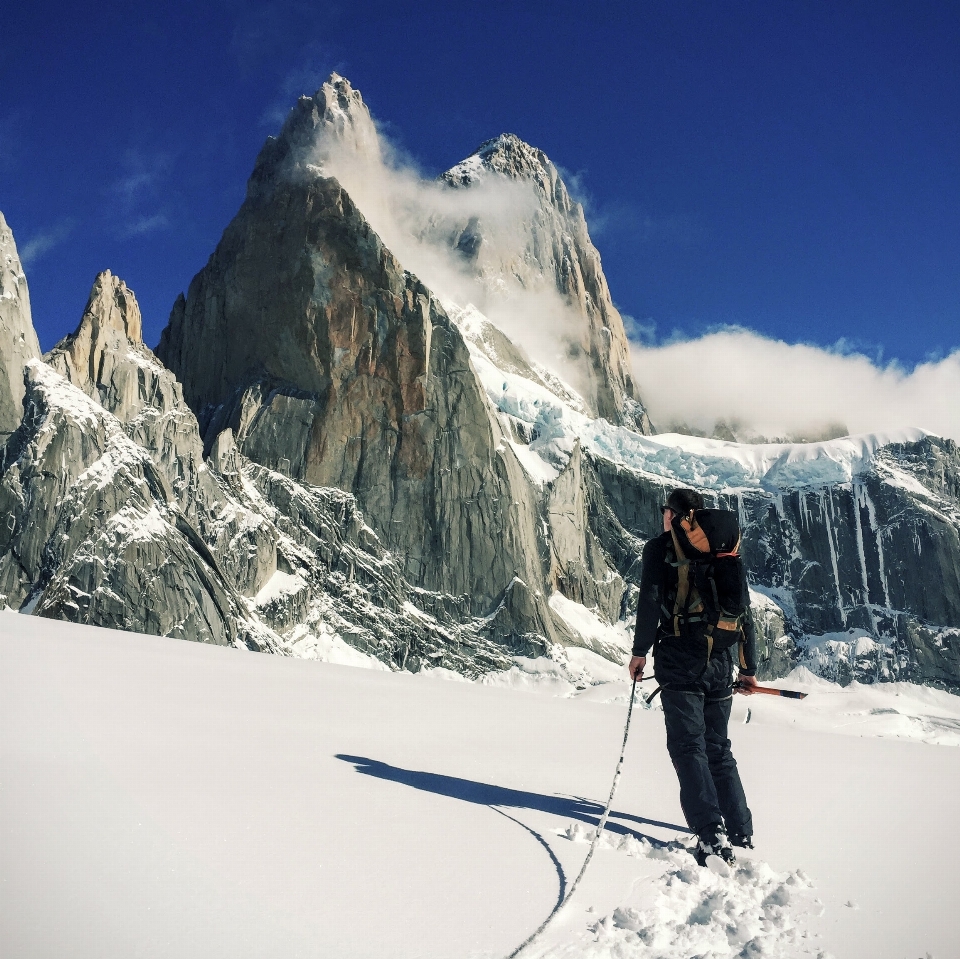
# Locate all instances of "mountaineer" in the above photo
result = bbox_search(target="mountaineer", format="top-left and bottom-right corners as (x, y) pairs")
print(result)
(628, 488), (759, 867)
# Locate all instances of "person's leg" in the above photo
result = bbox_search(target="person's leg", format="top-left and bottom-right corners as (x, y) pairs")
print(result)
(661, 687), (724, 836)
(703, 691), (753, 838)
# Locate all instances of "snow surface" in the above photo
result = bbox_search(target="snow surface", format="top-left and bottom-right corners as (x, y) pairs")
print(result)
(3, 612), (959, 959)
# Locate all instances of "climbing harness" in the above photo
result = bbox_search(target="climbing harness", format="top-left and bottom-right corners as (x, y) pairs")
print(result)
(505, 674), (640, 958)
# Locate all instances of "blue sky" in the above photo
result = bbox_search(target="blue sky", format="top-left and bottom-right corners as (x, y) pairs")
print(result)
(3, 0), (958, 370)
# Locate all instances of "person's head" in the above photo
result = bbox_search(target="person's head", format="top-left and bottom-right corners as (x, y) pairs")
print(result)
(662, 488), (704, 531)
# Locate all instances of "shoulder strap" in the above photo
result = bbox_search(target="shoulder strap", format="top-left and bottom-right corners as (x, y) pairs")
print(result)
(668, 528), (706, 635)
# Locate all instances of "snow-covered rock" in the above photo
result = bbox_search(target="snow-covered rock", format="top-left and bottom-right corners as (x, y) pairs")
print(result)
(439, 133), (653, 434)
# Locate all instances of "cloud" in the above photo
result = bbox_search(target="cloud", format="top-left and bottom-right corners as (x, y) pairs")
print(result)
(299, 103), (601, 400)
(108, 149), (173, 239)
(592, 204), (708, 246)
(19, 218), (77, 267)
(109, 149), (172, 205)
(630, 328), (960, 442)
(120, 213), (170, 238)
(557, 165), (707, 246)
(260, 51), (341, 129)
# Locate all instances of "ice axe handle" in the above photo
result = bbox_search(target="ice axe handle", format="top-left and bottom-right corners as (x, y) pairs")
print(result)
(735, 681), (808, 699)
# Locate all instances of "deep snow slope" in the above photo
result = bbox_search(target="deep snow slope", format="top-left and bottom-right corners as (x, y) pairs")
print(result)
(2, 613), (959, 959)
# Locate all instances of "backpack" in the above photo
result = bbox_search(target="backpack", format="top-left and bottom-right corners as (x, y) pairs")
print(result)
(664, 508), (748, 653)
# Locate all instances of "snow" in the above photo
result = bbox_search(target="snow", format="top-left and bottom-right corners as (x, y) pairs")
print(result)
(444, 301), (932, 494)
(3, 613), (959, 959)
(253, 568), (307, 605)
(509, 438), (561, 484)
(124, 347), (168, 377)
(107, 502), (172, 544)
(27, 358), (117, 433)
(548, 591), (630, 652)
(286, 620), (391, 670)
(444, 153), (487, 184)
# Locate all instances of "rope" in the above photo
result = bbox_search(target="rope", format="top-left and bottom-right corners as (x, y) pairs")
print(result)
(505, 674), (640, 959)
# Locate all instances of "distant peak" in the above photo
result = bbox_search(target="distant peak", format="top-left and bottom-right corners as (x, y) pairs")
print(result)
(477, 133), (540, 157)
(314, 72), (365, 113)
(250, 73), (380, 195)
(81, 270), (143, 345)
(441, 134), (575, 215)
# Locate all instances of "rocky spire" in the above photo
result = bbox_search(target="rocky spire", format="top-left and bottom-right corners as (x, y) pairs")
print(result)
(247, 73), (382, 200)
(0, 212), (43, 440)
(441, 135), (654, 434)
(45, 270), (150, 420)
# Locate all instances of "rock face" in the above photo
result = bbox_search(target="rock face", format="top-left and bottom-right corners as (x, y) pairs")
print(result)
(1, 268), (538, 671)
(0, 359), (266, 647)
(588, 442), (960, 690)
(0, 212), (42, 440)
(155, 88), (561, 641)
(440, 134), (653, 434)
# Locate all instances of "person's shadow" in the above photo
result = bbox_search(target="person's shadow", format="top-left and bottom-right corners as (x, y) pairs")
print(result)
(336, 754), (690, 906)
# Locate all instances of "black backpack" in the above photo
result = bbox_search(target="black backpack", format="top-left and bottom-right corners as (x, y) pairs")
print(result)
(664, 508), (748, 651)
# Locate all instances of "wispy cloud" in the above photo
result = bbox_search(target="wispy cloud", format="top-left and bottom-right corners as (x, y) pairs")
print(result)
(260, 50), (341, 130)
(108, 149), (173, 239)
(559, 165), (707, 246)
(590, 204), (708, 245)
(20, 218), (78, 267)
(109, 149), (172, 204)
(630, 327), (960, 442)
(120, 213), (170, 238)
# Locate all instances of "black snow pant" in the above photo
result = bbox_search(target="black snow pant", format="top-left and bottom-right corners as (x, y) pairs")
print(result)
(659, 657), (753, 840)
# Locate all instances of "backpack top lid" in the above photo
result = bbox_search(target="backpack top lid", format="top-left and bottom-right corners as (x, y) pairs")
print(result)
(671, 508), (741, 557)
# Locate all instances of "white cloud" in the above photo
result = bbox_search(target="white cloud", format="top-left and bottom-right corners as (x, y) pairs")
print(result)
(20, 218), (77, 267)
(120, 213), (170, 238)
(301, 108), (601, 400)
(109, 150), (172, 206)
(107, 150), (173, 240)
(630, 328), (960, 442)
(260, 54), (339, 129)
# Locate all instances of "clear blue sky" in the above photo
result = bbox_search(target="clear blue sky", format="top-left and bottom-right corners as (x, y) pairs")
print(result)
(3, 0), (958, 367)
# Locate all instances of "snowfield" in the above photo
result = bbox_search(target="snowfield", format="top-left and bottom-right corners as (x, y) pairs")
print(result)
(2, 612), (959, 959)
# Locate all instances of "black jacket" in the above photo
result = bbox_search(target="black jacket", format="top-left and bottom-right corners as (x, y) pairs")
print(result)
(632, 530), (758, 683)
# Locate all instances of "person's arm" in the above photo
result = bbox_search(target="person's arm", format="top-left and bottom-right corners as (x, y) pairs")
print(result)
(735, 560), (759, 694)
(628, 537), (664, 679)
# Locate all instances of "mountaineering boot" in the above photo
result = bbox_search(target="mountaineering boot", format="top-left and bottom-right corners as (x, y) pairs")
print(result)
(694, 828), (736, 867)
(729, 833), (753, 849)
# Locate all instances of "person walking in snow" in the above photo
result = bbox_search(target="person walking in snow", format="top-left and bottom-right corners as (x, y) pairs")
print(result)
(628, 487), (759, 867)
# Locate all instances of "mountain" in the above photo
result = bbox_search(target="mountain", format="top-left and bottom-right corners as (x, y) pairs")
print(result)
(439, 132), (652, 433)
(0, 212), (42, 441)
(1, 73), (958, 691)
(155, 74), (627, 658)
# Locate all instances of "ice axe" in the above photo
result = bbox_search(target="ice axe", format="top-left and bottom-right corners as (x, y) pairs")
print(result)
(734, 681), (808, 699)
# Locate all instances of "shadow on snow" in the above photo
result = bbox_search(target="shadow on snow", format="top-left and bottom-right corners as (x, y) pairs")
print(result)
(335, 753), (691, 852)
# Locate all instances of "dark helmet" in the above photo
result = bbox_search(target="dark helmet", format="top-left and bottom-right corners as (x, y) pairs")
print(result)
(664, 488), (704, 515)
